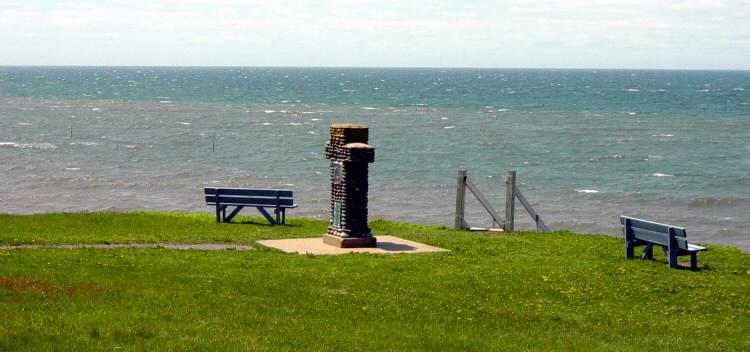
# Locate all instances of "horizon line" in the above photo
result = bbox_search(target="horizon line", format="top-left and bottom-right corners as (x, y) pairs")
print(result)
(1, 64), (749, 72)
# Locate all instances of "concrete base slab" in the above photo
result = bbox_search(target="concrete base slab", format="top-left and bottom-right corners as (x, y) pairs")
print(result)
(257, 235), (448, 255)
(322, 234), (377, 248)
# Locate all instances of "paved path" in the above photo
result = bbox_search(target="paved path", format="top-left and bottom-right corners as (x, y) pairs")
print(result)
(0, 243), (254, 251)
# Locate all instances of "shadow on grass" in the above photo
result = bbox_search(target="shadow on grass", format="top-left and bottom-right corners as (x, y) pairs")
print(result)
(229, 221), (302, 228)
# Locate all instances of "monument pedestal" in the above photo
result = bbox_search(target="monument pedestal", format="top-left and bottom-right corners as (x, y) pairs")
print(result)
(323, 124), (376, 249)
(322, 234), (377, 248)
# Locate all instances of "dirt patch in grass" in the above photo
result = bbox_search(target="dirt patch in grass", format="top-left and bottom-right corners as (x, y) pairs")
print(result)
(0, 275), (54, 294)
(0, 275), (109, 297)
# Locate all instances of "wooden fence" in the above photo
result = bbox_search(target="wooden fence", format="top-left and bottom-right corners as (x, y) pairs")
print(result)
(455, 169), (549, 232)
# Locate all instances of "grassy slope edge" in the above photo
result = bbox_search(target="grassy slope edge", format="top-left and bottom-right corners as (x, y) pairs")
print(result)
(0, 212), (749, 351)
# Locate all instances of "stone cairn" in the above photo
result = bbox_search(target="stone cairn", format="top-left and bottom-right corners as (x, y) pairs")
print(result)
(323, 124), (376, 248)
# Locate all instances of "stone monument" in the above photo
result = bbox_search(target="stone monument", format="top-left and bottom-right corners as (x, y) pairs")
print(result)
(323, 124), (376, 248)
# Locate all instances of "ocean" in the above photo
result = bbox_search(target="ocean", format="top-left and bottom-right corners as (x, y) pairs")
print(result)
(1, 67), (748, 250)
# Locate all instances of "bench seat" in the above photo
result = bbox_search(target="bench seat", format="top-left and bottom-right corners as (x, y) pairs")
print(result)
(687, 243), (708, 252)
(205, 187), (297, 225)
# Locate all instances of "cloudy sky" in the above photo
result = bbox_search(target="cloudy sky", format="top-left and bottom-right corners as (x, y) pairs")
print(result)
(1, 0), (748, 69)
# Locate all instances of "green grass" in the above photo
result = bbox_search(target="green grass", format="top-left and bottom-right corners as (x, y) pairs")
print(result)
(1, 212), (749, 351)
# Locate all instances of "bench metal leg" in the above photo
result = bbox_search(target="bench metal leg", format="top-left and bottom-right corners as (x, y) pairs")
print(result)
(690, 253), (698, 270)
(224, 206), (244, 222)
(256, 207), (277, 225)
(281, 209), (286, 224)
(667, 249), (679, 269)
(274, 206), (281, 225)
(640, 244), (654, 260)
(215, 203), (222, 223)
(625, 240), (635, 259)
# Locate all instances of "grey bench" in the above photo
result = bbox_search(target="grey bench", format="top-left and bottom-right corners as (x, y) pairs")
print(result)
(621, 216), (708, 270)
(205, 187), (297, 225)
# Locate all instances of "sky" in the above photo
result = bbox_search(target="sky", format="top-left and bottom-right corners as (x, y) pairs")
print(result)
(0, 0), (749, 69)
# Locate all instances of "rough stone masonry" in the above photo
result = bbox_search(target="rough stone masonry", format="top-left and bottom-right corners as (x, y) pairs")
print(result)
(323, 124), (376, 248)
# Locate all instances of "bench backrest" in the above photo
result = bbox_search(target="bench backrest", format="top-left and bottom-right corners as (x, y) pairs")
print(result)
(620, 216), (689, 250)
(205, 187), (295, 207)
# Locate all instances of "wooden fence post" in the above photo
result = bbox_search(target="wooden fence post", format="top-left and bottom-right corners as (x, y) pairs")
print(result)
(455, 169), (467, 229)
(505, 170), (516, 232)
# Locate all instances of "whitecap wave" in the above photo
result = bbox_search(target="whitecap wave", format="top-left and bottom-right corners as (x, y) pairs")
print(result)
(443, 126), (455, 129)
(576, 189), (600, 193)
(0, 142), (57, 150)
(688, 197), (744, 208)
(361, 107), (377, 110)
(176, 122), (191, 125)
(626, 88), (639, 92)
(651, 134), (673, 137)
(650, 173), (673, 177)
(16, 123), (32, 126)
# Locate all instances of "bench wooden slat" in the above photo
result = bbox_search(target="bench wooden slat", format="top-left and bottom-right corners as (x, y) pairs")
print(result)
(633, 228), (690, 251)
(205, 196), (296, 207)
(630, 227), (671, 247)
(624, 217), (687, 237)
(204, 187), (293, 198)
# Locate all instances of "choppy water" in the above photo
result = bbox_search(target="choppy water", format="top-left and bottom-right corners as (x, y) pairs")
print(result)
(1, 67), (748, 250)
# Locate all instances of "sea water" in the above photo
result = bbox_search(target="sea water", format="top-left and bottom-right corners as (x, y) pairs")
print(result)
(1, 67), (748, 250)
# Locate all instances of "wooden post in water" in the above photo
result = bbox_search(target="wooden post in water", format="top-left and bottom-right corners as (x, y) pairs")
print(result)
(505, 170), (516, 232)
(455, 169), (467, 229)
(212, 133), (216, 152)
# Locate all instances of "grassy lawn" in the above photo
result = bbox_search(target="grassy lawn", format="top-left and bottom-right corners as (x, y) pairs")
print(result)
(1, 212), (749, 351)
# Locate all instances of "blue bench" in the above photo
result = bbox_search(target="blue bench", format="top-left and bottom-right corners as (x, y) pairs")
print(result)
(205, 187), (297, 225)
(620, 216), (708, 270)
